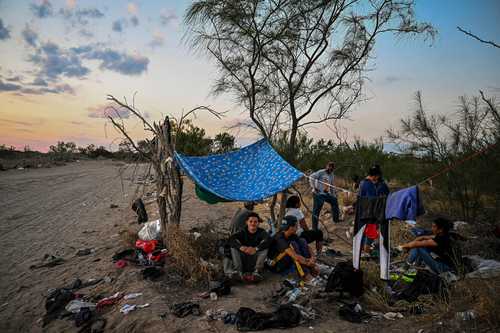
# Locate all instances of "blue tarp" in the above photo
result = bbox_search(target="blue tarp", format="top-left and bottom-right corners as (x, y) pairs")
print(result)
(174, 139), (304, 202)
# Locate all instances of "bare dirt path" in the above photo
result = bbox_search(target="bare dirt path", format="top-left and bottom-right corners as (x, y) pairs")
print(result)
(0, 160), (420, 332)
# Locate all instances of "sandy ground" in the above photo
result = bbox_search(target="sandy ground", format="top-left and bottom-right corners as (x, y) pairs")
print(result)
(0, 160), (436, 332)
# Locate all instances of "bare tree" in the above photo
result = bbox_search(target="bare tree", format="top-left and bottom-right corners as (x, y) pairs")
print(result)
(387, 91), (500, 221)
(457, 26), (500, 49)
(185, 0), (436, 223)
(106, 94), (222, 244)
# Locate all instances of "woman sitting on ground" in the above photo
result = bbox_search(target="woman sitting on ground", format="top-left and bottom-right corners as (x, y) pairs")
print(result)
(401, 218), (462, 274)
(285, 195), (324, 256)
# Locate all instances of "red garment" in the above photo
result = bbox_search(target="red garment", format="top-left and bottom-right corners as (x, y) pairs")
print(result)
(96, 293), (123, 310)
(115, 260), (127, 268)
(364, 224), (379, 239)
(135, 240), (158, 253)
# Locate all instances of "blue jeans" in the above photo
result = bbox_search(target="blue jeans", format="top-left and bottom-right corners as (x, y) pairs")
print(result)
(408, 248), (451, 274)
(312, 193), (339, 230)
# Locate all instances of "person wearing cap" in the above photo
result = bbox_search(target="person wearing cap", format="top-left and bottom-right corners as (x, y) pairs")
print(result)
(310, 162), (340, 231)
(358, 165), (389, 197)
(285, 195), (324, 256)
(357, 165), (390, 254)
(228, 212), (271, 281)
(269, 215), (319, 281)
(229, 201), (256, 235)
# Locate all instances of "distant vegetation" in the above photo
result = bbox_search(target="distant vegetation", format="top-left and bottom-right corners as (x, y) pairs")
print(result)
(0, 123), (237, 169)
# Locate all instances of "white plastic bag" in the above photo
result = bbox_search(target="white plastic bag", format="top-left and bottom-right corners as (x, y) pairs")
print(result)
(138, 219), (161, 241)
(465, 255), (500, 279)
(65, 300), (96, 313)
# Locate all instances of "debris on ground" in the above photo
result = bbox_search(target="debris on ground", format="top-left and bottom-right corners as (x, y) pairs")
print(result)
(76, 248), (94, 256)
(30, 254), (65, 269)
(170, 302), (201, 318)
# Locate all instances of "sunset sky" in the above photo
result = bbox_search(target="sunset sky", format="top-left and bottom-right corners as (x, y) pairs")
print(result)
(0, 0), (499, 152)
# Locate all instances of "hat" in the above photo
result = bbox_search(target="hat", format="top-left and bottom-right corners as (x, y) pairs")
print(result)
(280, 215), (298, 231)
(368, 165), (382, 176)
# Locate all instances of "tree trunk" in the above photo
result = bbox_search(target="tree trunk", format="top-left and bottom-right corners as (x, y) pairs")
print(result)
(276, 191), (288, 227)
(270, 193), (277, 226)
(154, 116), (184, 244)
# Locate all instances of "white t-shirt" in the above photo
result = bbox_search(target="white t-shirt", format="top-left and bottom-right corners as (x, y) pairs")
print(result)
(285, 208), (305, 236)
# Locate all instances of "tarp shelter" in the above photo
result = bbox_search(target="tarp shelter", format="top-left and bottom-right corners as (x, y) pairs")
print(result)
(174, 139), (304, 203)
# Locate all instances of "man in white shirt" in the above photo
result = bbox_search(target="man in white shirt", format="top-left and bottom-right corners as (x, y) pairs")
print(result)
(285, 195), (324, 256)
(309, 162), (340, 230)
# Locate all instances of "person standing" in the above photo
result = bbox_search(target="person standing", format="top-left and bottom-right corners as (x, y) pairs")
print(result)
(357, 165), (390, 254)
(310, 162), (340, 231)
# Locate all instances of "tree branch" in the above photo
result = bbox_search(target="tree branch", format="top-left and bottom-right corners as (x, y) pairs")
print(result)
(458, 26), (500, 49)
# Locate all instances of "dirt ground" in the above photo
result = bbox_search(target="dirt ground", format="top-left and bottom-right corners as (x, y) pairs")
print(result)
(0, 160), (461, 332)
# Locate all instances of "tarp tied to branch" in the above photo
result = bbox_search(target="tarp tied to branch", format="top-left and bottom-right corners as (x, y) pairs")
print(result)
(175, 139), (303, 203)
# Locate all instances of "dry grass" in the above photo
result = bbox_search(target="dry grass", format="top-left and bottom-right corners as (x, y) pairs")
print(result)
(165, 224), (212, 285)
(448, 277), (500, 330)
(119, 227), (138, 247)
(390, 221), (414, 246)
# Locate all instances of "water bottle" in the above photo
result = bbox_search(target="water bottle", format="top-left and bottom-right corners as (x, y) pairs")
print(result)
(287, 288), (301, 303)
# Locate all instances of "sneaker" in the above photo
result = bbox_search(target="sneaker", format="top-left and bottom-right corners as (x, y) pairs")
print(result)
(252, 272), (263, 282)
(226, 271), (242, 282)
(242, 274), (256, 283)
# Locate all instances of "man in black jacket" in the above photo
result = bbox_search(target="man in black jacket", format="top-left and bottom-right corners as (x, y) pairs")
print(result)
(229, 212), (271, 281)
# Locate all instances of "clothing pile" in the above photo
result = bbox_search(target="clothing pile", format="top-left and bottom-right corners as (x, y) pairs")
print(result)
(235, 305), (302, 331)
(112, 240), (167, 270)
(170, 302), (201, 318)
(42, 280), (109, 330)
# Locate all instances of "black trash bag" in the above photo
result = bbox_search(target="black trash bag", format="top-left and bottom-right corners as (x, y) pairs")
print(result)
(131, 198), (148, 224)
(170, 302), (201, 318)
(393, 270), (447, 303)
(236, 305), (301, 331)
(338, 303), (370, 323)
(325, 261), (364, 297)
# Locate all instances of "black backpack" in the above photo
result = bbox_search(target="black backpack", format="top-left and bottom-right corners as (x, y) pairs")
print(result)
(325, 261), (364, 297)
(394, 270), (447, 302)
(131, 198), (148, 224)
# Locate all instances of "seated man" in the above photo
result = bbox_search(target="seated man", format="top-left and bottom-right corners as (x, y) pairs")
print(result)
(270, 216), (319, 281)
(401, 218), (462, 274)
(285, 195), (324, 256)
(228, 212), (271, 282)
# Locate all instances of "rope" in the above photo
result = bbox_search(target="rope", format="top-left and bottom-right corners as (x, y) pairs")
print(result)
(302, 140), (498, 192)
(303, 174), (355, 194)
(416, 141), (498, 186)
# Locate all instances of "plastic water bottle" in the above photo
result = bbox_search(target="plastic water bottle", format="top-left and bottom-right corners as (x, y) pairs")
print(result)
(287, 288), (301, 303)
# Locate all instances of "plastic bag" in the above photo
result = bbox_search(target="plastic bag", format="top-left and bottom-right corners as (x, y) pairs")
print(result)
(138, 219), (161, 241)
(65, 300), (96, 313)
